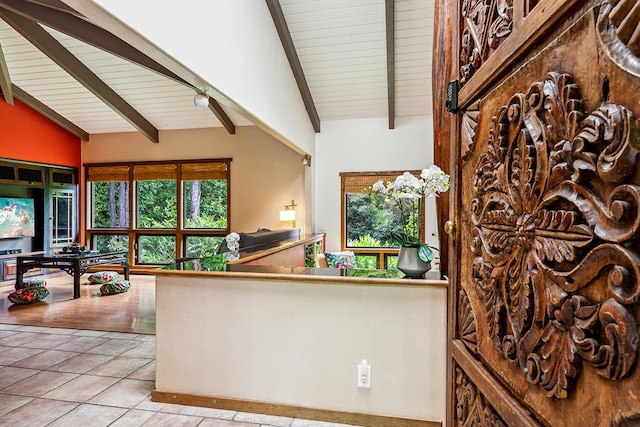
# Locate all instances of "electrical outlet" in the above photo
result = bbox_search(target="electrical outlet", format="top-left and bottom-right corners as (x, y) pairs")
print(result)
(358, 360), (371, 388)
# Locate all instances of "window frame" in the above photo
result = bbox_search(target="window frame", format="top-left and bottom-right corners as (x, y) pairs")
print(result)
(50, 189), (75, 247)
(85, 159), (231, 267)
(340, 170), (425, 269)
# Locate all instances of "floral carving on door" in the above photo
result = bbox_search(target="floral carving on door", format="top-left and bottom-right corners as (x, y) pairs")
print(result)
(470, 71), (640, 399)
(460, 0), (514, 84)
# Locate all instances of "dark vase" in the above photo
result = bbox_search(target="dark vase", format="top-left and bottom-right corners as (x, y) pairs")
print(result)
(397, 246), (431, 278)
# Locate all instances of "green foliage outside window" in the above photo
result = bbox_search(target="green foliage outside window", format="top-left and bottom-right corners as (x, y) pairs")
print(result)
(186, 236), (224, 258)
(139, 235), (176, 264)
(92, 181), (129, 228)
(94, 235), (129, 253)
(345, 193), (419, 248)
(183, 180), (228, 229)
(137, 180), (177, 228)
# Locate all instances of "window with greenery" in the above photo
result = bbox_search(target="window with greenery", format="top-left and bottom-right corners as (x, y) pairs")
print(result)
(138, 234), (176, 264)
(340, 171), (424, 269)
(94, 234), (129, 253)
(134, 164), (177, 229)
(182, 162), (229, 229)
(86, 159), (230, 266)
(89, 165), (130, 228)
(185, 236), (224, 258)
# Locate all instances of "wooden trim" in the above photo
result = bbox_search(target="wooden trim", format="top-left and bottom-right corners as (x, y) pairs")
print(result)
(0, 42), (13, 105)
(0, 7), (159, 143)
(458, 0), (583, 108)
(84, 159), (233, 169)
(12, 85), (89, 141)
(265, 0), (321, 133)
(385, 0), (395, 129)
(452, 341), (542, 426)
(152, 390), (441, 427)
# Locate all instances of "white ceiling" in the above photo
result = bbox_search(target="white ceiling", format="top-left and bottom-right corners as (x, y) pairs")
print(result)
(281, 0), (433, 121)
(0, 0), (433, 140)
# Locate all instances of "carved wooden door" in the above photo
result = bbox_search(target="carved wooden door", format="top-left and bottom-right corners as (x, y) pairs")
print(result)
(438, 0), (640, 425)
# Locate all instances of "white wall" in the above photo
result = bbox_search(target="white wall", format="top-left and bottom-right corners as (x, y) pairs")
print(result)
(314, 116), (438, 251)
(80, 126), (309, 236)
(65, 0), (316, 156)
(156, 273), (447, 422)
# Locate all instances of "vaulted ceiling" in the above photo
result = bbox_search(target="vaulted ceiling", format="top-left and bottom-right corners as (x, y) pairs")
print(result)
(0, 0), (433, 143)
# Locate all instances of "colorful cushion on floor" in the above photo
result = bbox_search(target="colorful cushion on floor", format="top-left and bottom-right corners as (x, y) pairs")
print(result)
(324, 251), (358, 269)
(100, 280), (131, 296)
(15, 278), (47, 290)
(8, 286), (49, 305)
(88, 271), (120, 284)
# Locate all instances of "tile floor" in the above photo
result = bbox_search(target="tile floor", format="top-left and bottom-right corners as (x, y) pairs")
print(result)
(0, 324), (362, 427)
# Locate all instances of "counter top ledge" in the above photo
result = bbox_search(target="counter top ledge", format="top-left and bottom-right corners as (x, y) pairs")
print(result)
(154, 268), (448, 288)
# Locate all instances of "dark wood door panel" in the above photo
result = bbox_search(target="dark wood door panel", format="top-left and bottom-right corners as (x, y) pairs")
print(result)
(458, 0), (587, 108)
(452, 3), (640, 426)
(452, 341), (542, 426)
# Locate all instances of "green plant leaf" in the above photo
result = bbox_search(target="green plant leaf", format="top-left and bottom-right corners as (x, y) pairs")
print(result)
(418, 244), (434, 263)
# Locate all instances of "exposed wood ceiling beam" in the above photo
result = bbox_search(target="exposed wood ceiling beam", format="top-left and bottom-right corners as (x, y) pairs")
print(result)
(0, 0), (186, 86)
(0, 42), (13, 105)
(265, 0), (320, 133)
(0, 0), (237, 135)
(0, 7), (159, 143)
(24, 0), (79, 16)
(208, 99), (236, 134)
(385, 0), (395, 130)
(13, 84), (89, 141)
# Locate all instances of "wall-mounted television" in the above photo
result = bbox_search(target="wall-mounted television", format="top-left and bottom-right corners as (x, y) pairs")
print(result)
(0, 197), (35, 238)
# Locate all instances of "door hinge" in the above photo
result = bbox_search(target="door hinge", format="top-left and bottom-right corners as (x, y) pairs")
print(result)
(446, 80), (459, 114)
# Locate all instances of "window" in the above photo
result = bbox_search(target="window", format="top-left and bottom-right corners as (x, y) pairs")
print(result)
(88, 165), (130, 229)
(51, 190), (74, 246)
(134, 164), (177, 229)
(340, 171), (425, 269)
(94, 234), (129, 253)
(86, 159), (231, 266)
(181, 162), (229, 230)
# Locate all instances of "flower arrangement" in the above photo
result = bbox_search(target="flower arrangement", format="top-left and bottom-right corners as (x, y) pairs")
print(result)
(368, 165), (450, 263)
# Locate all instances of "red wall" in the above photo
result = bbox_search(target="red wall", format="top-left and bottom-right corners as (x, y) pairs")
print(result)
(0, 98), (81, 168)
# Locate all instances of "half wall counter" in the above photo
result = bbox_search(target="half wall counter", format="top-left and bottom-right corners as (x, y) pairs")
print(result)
(153, 257), (448, 427)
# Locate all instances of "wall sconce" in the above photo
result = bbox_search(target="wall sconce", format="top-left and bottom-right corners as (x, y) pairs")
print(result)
(302, 154), (311, 167)
(279, 199), (297, 228)
(193, 92), (209, 109)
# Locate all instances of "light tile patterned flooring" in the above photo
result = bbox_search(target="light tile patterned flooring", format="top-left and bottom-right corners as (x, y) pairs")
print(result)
(0, 324), (362, 427)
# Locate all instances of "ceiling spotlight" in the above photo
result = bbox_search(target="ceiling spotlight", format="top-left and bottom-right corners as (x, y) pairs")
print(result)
(193, 92), (209, 109)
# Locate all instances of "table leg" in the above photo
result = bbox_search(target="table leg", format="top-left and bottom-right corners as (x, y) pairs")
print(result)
(15, 259), (24, 290)
(73, 259), (81, 299)
(123, 260), (130, 280)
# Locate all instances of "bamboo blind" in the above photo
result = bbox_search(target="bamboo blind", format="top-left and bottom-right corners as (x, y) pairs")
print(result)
(181, 162), (228, 180)
(87, 165), (130, 182)
(340, 170), (420, 193)
(133, 164), (177, 181)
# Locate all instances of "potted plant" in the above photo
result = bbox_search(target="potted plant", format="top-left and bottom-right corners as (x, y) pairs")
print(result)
(368, 165), (450, 277)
